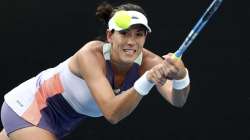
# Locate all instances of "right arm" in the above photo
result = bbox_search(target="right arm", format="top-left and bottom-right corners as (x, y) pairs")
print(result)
(75, 41), (143, 124)
(141, 49), (190, 108)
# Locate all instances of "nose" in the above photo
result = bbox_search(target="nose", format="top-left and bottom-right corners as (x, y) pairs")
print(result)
(127, 34), (136, 46)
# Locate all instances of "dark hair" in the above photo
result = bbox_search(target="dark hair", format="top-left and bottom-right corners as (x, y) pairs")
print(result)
(95, 2), (147, 41)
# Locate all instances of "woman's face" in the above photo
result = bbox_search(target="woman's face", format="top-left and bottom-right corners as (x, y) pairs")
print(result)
(107, 25), (147, 65)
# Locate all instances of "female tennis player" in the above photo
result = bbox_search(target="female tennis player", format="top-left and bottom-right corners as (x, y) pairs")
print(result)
(0, 2), (190, 140)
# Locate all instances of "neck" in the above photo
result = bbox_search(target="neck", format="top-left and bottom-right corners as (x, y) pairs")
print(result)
(111, 60), (132, 75)
(110, 60), (133, 89)
(110, 46), (133, 75)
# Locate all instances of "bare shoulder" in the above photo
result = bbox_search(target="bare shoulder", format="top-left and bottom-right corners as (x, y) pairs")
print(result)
(141, 48), (163, 72)
(69, 40), (106, 77)
(77, 40), (105, 62)
(78, 40), (104, 52)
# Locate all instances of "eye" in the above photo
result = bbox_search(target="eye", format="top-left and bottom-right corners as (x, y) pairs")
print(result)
(136, 31), (145, 37)
(119, 30), (128, 35)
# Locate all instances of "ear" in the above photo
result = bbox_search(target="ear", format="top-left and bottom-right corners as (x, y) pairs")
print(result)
(145, 31), (149, 37)
(106, 30), (113, 43)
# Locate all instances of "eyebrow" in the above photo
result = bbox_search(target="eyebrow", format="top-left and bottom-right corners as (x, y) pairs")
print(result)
(133, 26), (147, 33)
(118, 26), (147, 34)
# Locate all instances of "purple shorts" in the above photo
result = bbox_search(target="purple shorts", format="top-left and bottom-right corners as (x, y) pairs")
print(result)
(1, 94), (89, 139)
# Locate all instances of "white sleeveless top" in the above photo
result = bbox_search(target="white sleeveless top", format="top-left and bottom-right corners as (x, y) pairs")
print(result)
(4, 43), (142, 125)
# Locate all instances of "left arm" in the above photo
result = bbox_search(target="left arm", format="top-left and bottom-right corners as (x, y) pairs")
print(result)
(143, 51), (190, 108)
(156, 73), (190, 108)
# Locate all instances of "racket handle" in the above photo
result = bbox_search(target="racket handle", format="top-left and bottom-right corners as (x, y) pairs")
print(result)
(174, 49), (183, 58)
(172, 53), (182, 60)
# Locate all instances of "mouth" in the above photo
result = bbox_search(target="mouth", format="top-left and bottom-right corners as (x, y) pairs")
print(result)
(123, 48), (136, 55)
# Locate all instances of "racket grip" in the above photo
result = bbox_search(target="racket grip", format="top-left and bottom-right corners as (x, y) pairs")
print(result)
(174, 50), (183, 58)
(172, 52), (182, 60)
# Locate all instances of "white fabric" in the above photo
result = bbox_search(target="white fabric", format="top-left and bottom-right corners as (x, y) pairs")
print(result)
(4, 59), (103, 118)
(108, 10), (151, 32)
(4, 66), (61, 117)
(133, 71), (155, 96)
(172, 68), (190, 90)
(60, 59), (103, 117)
(4, 43), (145, 118)
(4, 77), (37, 116)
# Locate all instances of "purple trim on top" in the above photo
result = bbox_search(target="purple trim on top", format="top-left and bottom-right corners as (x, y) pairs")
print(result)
(105, 60), (140, 94)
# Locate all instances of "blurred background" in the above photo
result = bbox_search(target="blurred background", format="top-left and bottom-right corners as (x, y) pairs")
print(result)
(0, 0), (249, 139)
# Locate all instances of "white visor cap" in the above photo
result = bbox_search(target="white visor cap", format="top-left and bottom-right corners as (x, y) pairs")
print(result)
(108, 10), (151, 32)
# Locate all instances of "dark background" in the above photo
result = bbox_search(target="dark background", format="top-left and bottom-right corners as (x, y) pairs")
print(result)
(0, 0), (249, 139)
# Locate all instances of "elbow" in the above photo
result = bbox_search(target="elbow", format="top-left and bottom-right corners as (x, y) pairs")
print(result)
(104, 112), (121, 125)
(101, 98), (130, 124)
(172, 99), (187, 108)
(173, 102), (185, 108)
(172, 87), (190, 108)
(107, 118), (120, 125)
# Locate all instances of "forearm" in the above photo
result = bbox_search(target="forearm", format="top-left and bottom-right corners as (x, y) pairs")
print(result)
(157, 82), (190, 107)
(157, 68), (191, 107)
(171, 84), (190, 107)
(170, 68), (191, 107)
(107, 72), (154, 124)
(108, 88), (143, 124)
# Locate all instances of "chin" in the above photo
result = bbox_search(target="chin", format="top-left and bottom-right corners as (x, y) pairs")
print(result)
(121, 58), (136, 65)
(119, 50), (140, 65)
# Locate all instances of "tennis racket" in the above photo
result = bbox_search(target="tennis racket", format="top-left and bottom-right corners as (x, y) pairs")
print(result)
(174, 0), (223, 58)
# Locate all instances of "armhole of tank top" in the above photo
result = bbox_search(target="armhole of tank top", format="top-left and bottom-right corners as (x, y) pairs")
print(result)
(62, 58), (84, 81)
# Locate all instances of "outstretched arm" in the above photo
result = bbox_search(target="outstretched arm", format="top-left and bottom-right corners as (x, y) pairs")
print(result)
(75, 41), (145, 124)
(143, 51), (190, 108)
(156, 71), (190, 108)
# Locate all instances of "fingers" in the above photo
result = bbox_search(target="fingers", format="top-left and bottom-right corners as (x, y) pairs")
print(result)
(162, 53), (179, 65)
(147, 65), (168, 86)
(162, 53), (187, 80)
(147, 52), (187, 85)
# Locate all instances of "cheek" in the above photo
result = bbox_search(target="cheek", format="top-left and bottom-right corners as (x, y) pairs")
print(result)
(113, 36), (125, 45)
(139, 35), (146, 43)
(138, 38), (146, 47)
(138, 46), (143, 54)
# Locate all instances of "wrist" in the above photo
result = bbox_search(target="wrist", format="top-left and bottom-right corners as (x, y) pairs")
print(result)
(134, 71), (155, 96)
(172, 68), (190, 90)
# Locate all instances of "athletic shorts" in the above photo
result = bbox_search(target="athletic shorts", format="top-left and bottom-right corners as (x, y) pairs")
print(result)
(1, 94), (89, 139)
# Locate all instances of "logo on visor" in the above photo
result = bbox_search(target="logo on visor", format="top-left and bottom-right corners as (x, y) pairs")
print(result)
(132, 16), (139, 19)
